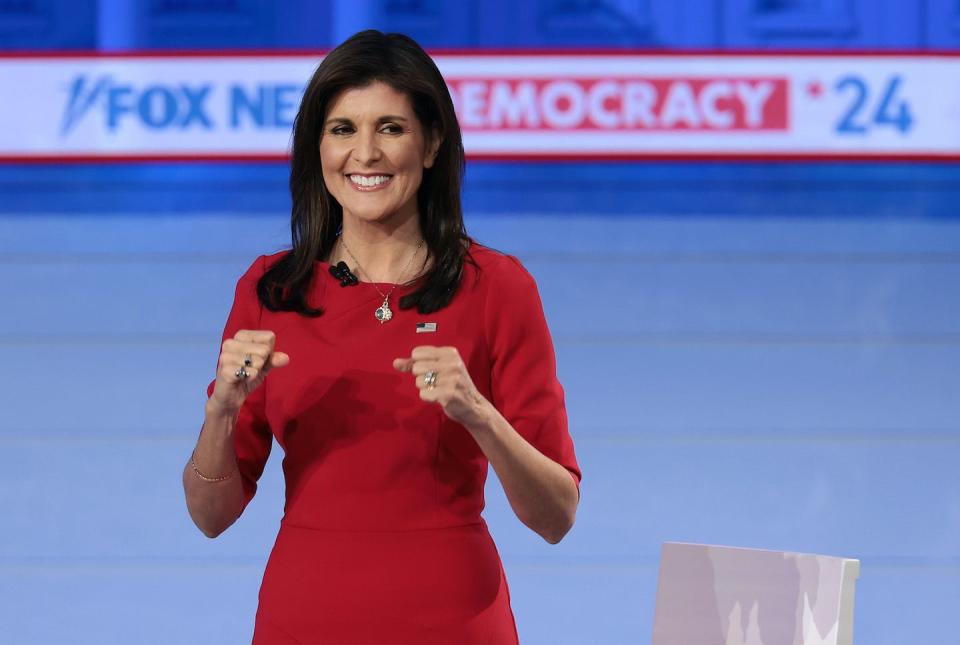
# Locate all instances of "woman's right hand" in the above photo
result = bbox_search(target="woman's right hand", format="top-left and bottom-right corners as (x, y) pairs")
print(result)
(208, 330), (290, 416)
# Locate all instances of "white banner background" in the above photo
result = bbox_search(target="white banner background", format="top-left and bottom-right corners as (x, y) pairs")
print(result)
(1, 53), (958, 159)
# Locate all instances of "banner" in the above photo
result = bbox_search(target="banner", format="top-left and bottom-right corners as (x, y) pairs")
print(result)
(1, 52), (958, 160)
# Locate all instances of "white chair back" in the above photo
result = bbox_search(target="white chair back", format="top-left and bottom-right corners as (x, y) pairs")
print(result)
(652, 542), (859, 645)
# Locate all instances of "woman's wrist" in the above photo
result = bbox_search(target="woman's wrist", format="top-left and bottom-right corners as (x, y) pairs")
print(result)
(194, 402), (241, 482)
(190, 448), (237, 482)
(462, 395), (498, 438)
(204, 398), (240, 424)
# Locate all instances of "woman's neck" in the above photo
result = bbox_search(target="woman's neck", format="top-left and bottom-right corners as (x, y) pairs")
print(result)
(333, 217), (428, 284)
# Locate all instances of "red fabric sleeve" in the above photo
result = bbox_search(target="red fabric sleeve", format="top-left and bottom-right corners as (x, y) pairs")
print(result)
(204, 255), (273, 510)
(483, 255), (582, 490)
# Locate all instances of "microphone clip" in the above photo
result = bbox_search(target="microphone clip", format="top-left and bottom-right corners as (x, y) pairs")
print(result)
(329, 261), (359, 287)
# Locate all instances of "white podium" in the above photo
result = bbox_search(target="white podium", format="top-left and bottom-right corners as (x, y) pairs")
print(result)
(652, 543), (860, 645)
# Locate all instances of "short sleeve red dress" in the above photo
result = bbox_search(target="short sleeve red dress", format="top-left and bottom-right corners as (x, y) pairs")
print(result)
(205, 243), (581, 644)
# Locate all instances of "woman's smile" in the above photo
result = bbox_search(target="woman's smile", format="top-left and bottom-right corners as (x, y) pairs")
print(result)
(346, 173), (394, 191)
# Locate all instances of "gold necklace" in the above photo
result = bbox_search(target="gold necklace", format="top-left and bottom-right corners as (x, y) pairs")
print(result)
(339, 236), (425, 324)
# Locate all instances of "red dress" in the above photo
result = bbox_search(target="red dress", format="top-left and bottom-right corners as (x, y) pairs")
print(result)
(206, 244), (582, 644)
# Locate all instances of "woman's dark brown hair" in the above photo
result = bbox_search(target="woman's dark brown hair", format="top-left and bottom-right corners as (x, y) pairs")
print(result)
(257, 29), (469, 316)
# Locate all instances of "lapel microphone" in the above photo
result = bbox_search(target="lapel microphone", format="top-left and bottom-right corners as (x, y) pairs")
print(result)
(329, 261), (359, 287)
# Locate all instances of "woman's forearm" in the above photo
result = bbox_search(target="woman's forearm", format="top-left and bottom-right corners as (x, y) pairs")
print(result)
(182, 402), (246, 538)
(466, 402), (579, 544)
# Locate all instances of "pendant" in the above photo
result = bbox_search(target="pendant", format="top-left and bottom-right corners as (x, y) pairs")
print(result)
(375, 298), (393, 323)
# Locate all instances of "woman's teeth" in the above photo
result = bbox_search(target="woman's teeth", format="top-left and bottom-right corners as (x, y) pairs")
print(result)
(349, 175), (391, 187)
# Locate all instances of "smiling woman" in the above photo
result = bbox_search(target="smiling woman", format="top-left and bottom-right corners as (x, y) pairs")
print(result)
(320, 82), (440, 231)
(182, 30), (582, 644)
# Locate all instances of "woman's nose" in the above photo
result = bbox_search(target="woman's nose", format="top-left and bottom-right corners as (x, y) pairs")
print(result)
(352, 130), (382, 164)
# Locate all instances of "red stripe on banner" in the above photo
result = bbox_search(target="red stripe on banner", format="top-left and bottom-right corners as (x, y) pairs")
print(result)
(467, 152), (960, 162)
(0, 154), (289, 163)
(1, 49), (959, 60)
(1, 152), (958, 164)
(0, 50), (329, 59)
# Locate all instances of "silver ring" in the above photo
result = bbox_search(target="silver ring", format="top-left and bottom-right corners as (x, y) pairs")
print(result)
(234, 367), (249, 380)
(243, 354), (253, 367)
(424, 370), (438, 389)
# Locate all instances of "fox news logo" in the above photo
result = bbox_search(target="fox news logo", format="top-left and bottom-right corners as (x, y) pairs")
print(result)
(60, 75), (304, 135)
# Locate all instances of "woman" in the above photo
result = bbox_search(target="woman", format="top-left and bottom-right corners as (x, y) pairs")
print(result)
(183, 30), (581, 644)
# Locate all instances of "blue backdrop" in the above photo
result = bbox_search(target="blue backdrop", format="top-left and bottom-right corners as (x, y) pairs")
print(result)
(0, 2), (958, 644)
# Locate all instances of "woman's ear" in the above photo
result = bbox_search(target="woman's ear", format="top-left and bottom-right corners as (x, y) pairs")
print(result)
(424, 128), (442, 169)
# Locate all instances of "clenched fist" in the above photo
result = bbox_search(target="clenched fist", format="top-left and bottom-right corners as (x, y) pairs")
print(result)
(393, 345), (490, 430)
(208, 330), (290, 416)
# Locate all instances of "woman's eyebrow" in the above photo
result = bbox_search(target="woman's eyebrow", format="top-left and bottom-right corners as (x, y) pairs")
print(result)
(324, 115), (409, 126)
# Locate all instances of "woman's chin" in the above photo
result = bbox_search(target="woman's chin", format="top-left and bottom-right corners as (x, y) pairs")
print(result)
(344, 209), (394, 225)
(342, 204), (418, 227)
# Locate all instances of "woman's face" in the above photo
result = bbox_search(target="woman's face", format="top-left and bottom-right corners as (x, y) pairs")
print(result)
(319, 81), (438, 228)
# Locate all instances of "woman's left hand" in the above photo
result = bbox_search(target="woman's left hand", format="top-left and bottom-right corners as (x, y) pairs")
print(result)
(393, 345), (490, 430)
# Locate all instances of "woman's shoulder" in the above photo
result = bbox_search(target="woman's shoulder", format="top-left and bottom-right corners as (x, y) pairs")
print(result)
(462, 242), (542, 314)
(465, 242), (550, 341)
(466, 242), (534, 284)
(238, 249), (293, 281)
(262, 249), (293, 270)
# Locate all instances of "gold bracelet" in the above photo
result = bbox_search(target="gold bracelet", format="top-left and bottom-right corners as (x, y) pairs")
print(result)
(190, 450), (236, 483)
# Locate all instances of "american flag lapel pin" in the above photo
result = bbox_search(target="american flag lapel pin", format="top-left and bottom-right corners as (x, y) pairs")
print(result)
(416, 322), (438, 333)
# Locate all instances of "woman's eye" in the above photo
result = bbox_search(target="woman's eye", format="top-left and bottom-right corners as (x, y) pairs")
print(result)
(380, 124), (404, 134)
(330, 126), (353, 135)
